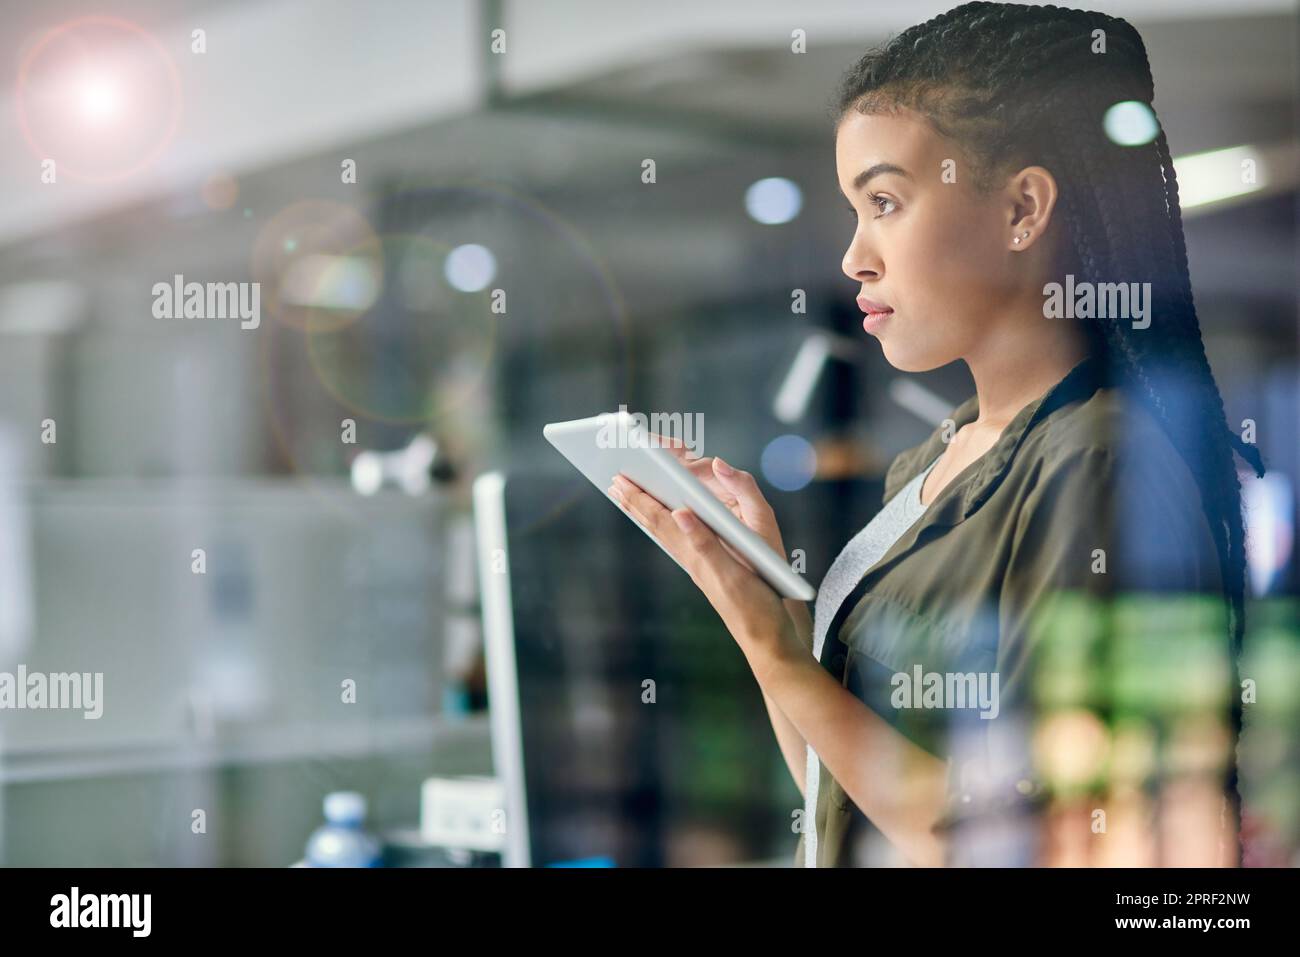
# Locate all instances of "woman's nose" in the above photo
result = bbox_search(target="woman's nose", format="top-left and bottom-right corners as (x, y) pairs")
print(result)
(842, 233), (882, 282)
(842, 250), (881, 283)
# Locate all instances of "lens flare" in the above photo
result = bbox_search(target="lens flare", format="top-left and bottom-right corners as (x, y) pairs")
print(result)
(303, 233), (497, 425)
(256, 181), (629, 541)
(200, 172), (239, 211)
(16, 16), (182, 182)
(250, 200), (380, 332)
(76, 73), (120, 124)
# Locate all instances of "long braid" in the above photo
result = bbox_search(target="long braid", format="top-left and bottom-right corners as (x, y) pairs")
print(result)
(1066, 107), (1249, 861)
(834, 1), (1267, 865)
(1148, 122), (1260, 866)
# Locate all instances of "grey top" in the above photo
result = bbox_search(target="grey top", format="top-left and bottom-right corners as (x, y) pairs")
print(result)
(802, 453), (941, 867)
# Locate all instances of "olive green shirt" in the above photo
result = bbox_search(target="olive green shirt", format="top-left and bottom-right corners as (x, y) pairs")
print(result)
(793, 353), (1230, 867)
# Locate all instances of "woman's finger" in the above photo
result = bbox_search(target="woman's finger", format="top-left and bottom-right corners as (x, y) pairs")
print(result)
(669, 507), (729, 568)
(615, 448), (790, 575)
(711, 458), (783, 550)
(662, 453), (786, 560)
(716, 538), (759, 575)
(641, 434), (748, 517)
(678, 458), (743, 510)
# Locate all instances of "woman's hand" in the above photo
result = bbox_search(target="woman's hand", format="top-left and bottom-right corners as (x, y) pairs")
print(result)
(606, 450), (798, 657)
(642, 436), (791, 574)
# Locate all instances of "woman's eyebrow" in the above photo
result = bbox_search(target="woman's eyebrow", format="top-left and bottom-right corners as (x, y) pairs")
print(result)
(848, 162), (911, 193)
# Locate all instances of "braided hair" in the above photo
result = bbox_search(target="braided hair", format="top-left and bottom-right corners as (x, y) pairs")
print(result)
(833, 1), (1265, 864)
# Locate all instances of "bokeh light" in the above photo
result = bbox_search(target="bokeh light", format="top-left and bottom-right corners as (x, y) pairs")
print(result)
(744, 177), (803, 225)
(257, 181), (631, 542)
(16, 16), (183, 182)
(76, 72), (121, 124)
(1103, 100), (1159, 146)
(304, 234), (496, 425)
(444, 243), (497, 292)
(250, 200), (381, 332)
(350, 451), (383, 496)
(201, 172), (240, 211)
(760, 434), (817, 491)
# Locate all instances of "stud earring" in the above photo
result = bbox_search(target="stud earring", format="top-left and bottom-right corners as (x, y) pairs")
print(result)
(1012, 230), (1029, 245)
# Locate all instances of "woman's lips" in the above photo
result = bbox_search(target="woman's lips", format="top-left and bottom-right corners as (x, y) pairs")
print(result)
(857, 296), (894, 333)
(861, 309), (893, 333)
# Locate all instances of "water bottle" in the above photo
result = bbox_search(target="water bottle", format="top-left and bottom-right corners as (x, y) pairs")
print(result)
(305, 791), (382, 867)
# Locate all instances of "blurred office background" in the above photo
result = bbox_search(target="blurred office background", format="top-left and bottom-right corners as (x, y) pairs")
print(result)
(0, 0), (1295, 866)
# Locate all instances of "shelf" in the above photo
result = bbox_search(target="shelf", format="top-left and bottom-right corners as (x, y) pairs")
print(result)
(0, 713), (491, 784)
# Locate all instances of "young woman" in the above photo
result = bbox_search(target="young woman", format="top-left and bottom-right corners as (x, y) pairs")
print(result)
(607, 2), (1265, 867)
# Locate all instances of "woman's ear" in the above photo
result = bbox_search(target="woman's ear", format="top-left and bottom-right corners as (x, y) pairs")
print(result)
(1004, 165), (1059, 251)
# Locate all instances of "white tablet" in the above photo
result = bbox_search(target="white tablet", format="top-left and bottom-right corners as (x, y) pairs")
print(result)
(543, 411), (816, 602)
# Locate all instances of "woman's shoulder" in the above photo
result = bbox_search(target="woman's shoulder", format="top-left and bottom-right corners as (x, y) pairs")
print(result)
(1024, 384), (1198, 493)
(1017, 384), (1224, 593)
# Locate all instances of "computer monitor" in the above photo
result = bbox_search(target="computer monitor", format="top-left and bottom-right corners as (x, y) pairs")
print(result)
(473, 470), (809, 867)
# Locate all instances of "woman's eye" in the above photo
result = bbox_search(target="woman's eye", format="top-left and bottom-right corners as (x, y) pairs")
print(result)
(844, 202), (858, 222)
(868, 193), (897, 217)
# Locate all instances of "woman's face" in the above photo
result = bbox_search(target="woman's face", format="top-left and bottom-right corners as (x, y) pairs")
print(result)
(835, 107), (1028, 373)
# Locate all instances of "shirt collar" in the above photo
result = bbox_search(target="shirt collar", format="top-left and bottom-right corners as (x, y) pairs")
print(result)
(884, 353), (1109, 529)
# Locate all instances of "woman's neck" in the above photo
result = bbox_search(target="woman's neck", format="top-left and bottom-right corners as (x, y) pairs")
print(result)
(964, 320), (1090, 429)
